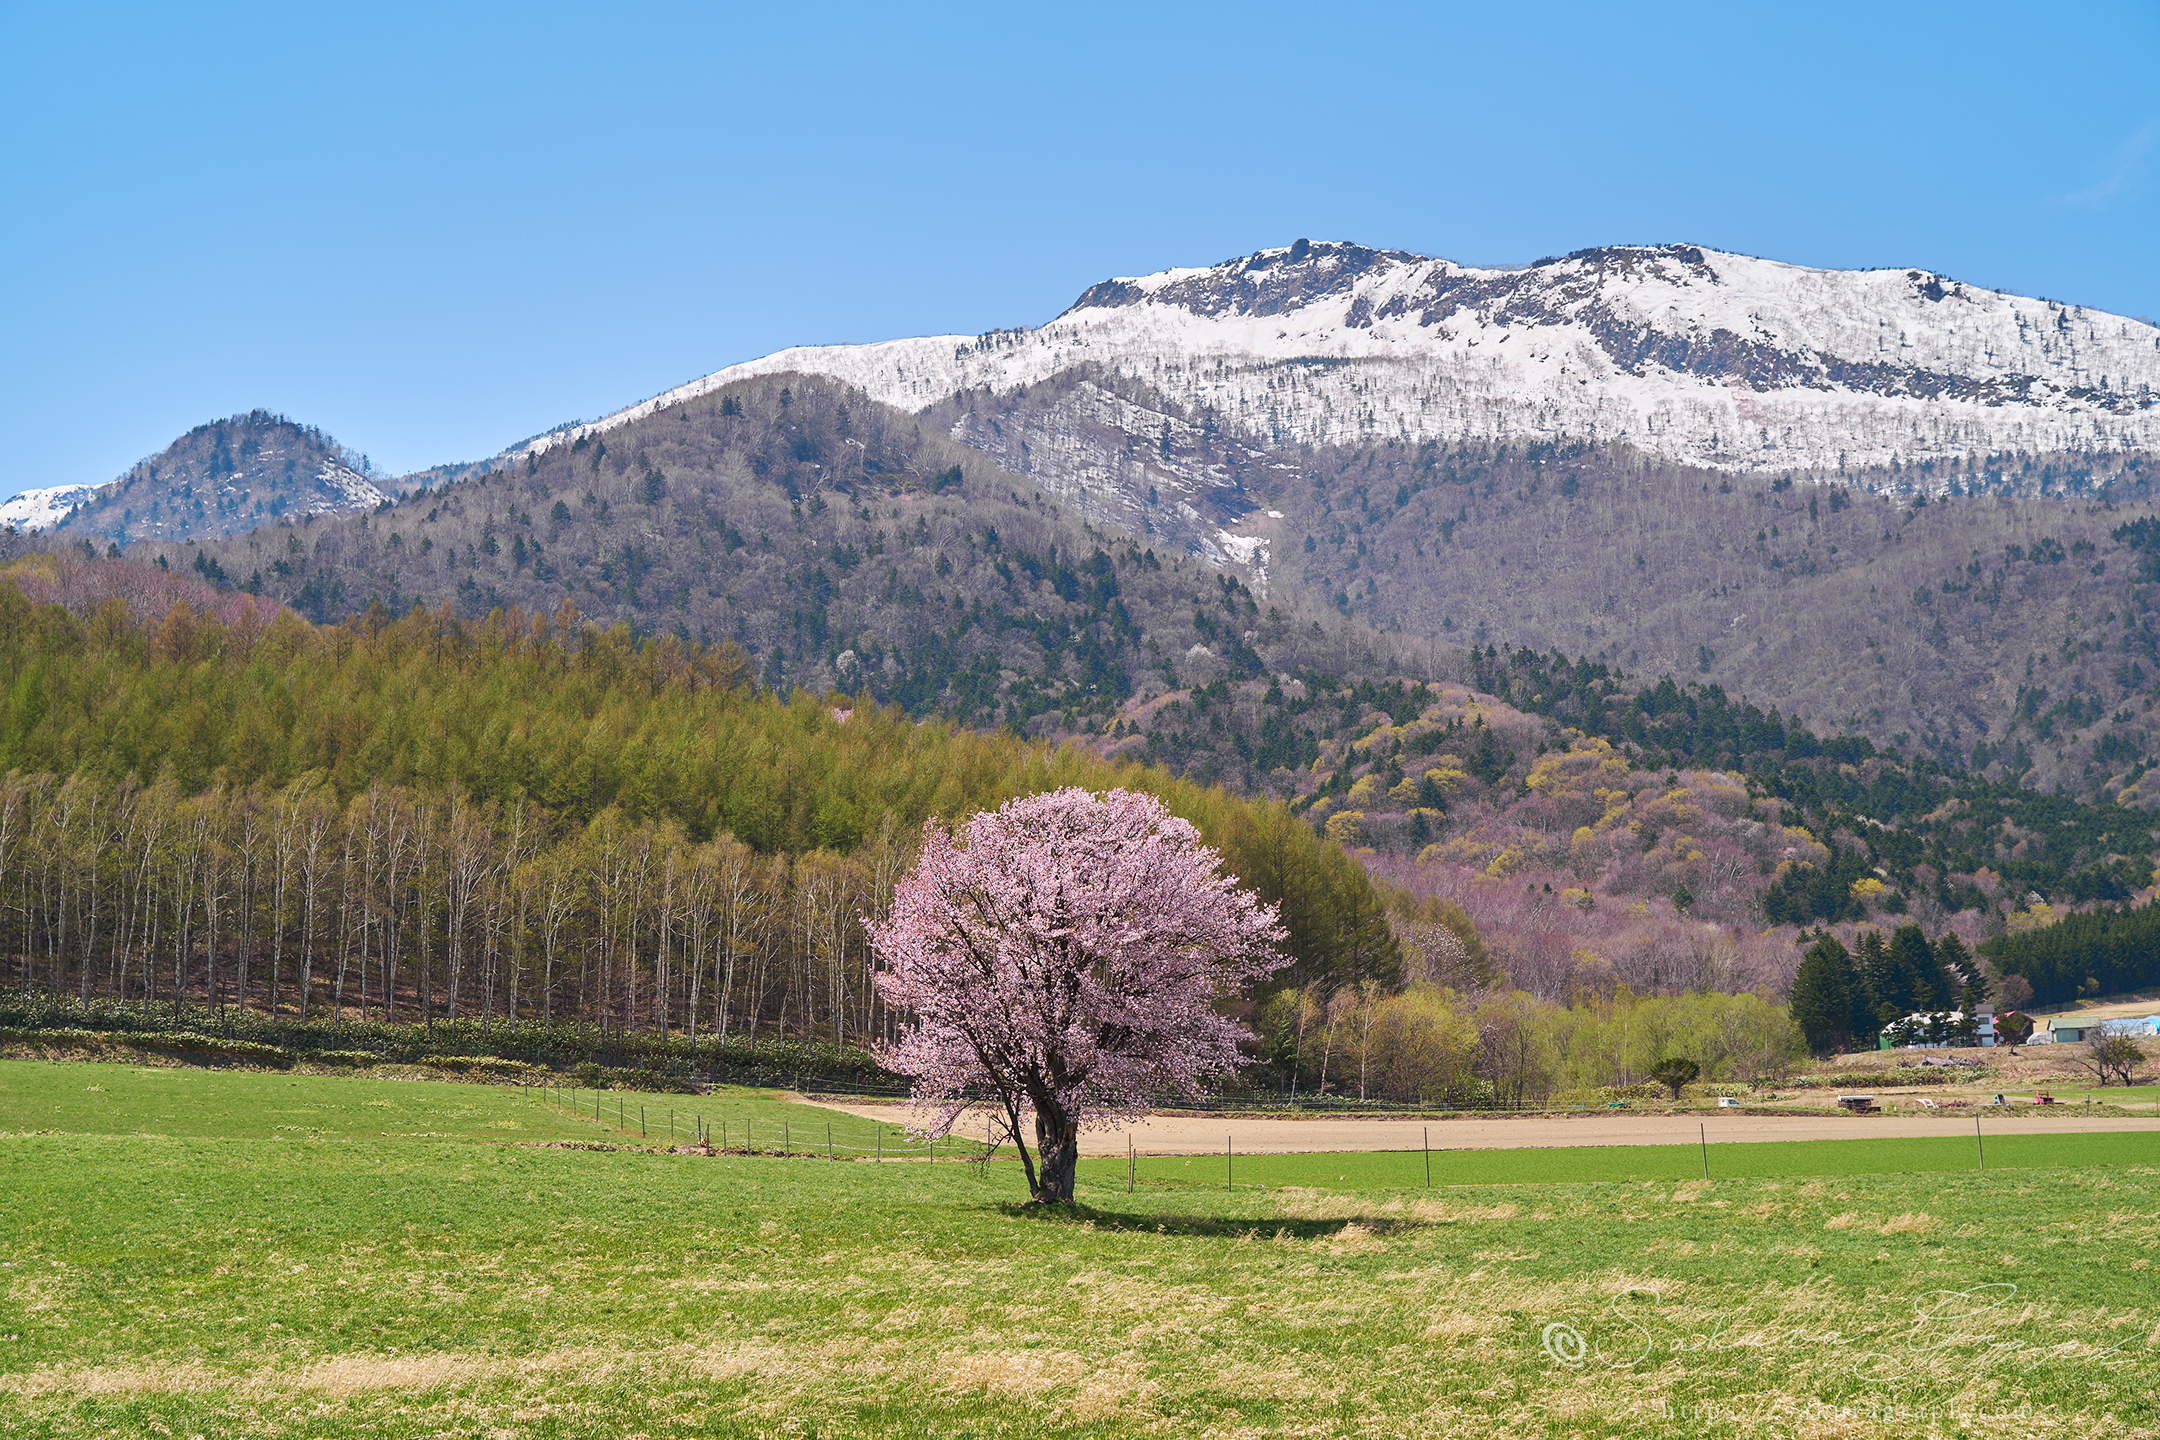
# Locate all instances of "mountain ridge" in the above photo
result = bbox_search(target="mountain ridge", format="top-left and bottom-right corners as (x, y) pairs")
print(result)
(30, 239), (2160, 800)
(525, 239), (2160, 483)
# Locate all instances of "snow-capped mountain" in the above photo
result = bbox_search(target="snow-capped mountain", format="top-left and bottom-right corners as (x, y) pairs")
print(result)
(0, 484), (101, 533)
(542, 241), (2160, 478)
(40, 411), (393, 548)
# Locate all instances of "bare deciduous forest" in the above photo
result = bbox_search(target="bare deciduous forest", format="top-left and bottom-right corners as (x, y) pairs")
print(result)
(920, 365), (2160, 796)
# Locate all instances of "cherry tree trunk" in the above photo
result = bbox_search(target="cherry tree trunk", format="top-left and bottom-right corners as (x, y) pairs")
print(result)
(1033, 1104), (1081, 1204)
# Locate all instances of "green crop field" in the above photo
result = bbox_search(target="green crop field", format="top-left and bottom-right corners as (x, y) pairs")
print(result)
(2045, 1085), (2160, 1107)
(1092, 1130), (2160, 1191)
(0, 1062), (961, 1158)
(2, 1060), (2156, 1439)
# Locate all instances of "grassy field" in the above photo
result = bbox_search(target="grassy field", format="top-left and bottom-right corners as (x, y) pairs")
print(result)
(2045, 1085), (2160, 1106)
(1, 1062), (962, 1158)
(2, 1059), (2157, 1439)
(1098, 1130), (2159, 1190)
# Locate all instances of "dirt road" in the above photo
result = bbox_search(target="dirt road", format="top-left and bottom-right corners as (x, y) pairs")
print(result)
(808, 1098), (2160, 1157)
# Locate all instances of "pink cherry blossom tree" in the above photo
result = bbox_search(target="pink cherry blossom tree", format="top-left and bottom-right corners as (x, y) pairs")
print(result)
(869, 787), (1284, 1204)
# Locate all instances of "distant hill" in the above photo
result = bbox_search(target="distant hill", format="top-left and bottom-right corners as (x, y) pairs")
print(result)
(754, 378), (2160, 796)
(30, 411), (391, 547)
(455, 241), (2160, 795)
(75, 241), (2160, 800)
(20, 236), (2160, 993)
(1255, 435), (2160, 796)
(147, 378), (1388, 733)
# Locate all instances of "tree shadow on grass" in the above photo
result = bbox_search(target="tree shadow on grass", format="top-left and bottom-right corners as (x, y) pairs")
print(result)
(983, 1200), (1428, 1239)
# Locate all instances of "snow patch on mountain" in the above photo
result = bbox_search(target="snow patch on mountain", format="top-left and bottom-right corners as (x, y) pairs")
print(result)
(0, 484), (100, 532)
(540, 242), (2160, 478)
(312, 462), (391, 512)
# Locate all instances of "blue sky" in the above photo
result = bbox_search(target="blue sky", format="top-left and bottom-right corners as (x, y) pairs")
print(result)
(4, 1), (2155, 499)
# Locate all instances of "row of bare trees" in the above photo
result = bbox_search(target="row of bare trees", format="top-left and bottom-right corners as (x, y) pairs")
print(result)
(0, 769), (910, 1043)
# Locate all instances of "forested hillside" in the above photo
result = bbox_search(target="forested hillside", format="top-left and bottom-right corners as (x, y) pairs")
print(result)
(152, 379), (1391, 737)
(40, 412), (392, 546)
(56, 393), (2160, 1012)
(19, 294), (2160, 1037)
(1086, 645), (2155, 999)
(1979, 899), (2160, 1006)
(100, 377), (2160, 803)
(0, 566), (1397, 1038)
(920, 364), (2160, 795)
(1268, 435), (2160, 795)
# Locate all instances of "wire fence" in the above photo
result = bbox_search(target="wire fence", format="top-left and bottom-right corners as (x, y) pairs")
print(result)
(513, 1083), (2013, 1192)
(524, 1077), (1001, 1163)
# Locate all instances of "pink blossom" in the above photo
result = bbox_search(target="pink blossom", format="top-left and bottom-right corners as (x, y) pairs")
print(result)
(869, 786), (1283, 1202)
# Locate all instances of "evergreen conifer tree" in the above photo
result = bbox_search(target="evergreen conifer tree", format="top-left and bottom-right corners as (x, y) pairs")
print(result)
(1936, 932), (1985, 1011)
(1790, 932), (1859, 1055)
(1856, 929), (1896, 1029)
(1888, 923), (1952, 1012)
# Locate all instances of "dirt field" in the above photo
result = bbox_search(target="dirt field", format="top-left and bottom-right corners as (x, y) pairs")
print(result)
(808, 1097), (2160, 1156)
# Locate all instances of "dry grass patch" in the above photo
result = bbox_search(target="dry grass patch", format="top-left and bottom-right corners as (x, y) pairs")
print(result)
(941, 1347), (1087, 1399)
(0, 1347), (609, 1400)
(1064, 1351), (1160, 1423)
(1272, 1189), (1521, 1228)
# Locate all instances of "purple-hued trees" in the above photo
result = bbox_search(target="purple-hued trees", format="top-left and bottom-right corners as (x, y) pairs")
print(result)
(869, 787), (1284, 1204)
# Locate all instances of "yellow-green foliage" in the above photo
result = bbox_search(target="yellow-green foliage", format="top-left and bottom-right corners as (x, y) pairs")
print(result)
(1548, 990), (1802, 1098)
(0, 584), (1397, 990)
(1256, 981), (1802, 1108)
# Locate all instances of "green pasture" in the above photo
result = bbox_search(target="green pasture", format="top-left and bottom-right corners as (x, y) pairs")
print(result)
(2041, 1084), (2160, 1106)
(0, 1060), (963, 1157)
(1087, 1129), (2160, 1191)
(2, 1059), (2157, 1440)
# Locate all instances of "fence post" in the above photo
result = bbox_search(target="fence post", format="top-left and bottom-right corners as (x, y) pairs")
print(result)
(1424, 1126), (1431, 1188)
(1975, 1115), (1985, 1171)
(1128, 1135), (1134, 1194)
(1700, 1123), (1709, 1180)
(1227, 1133), (1233, 1192)
(827, 1122), (833, 1160)
(640, 1104), (646, 1138)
